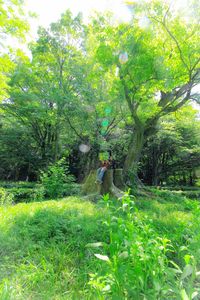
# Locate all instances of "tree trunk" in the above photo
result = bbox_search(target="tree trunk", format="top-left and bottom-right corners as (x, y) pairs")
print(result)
(189, 171), (194, 186)
(123, 127), (144, 180)
(15, 167), (20, 181)
(113, 169), (126, 190)
(152, 157), (159, 186)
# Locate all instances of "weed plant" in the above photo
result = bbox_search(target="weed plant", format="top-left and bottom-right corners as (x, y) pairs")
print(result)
(88, 192), (200, 299)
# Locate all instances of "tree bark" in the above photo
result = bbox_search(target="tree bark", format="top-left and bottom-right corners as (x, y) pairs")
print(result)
(113, 169), (126, 190)
(123, 127), (144, 178)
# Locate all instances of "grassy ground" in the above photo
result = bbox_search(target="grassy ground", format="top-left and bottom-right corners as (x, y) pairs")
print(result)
(0, 192), (200, 299)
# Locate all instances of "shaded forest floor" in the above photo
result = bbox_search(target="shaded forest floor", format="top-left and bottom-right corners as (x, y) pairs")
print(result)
(0, 190), (200, 299)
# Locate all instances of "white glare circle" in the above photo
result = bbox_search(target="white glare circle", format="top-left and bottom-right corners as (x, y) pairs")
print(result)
(79, 144), (91, 153)
(119, 52), (128, 64)
(138, 16), (150, 29)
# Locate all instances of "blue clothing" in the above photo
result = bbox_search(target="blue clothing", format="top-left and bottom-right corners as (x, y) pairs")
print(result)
(96, 167), (106, 183)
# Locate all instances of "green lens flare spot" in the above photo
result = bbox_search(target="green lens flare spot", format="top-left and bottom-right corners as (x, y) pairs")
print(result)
(105, 107), (112, 115)
(102, 119), (109, 127)
(101, 129), (106, 136)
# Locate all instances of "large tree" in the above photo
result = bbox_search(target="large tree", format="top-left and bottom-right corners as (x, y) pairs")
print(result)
(87, 2), (200, 183)
(3, 11), (88, 163)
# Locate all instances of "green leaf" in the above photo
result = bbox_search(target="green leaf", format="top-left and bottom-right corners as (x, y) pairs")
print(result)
(94, 254), (110, 262)
(192, 291), (198, 299)
(181, 289), (189, 300)
(119, 251), (129, 259)
(181, 265), (193, 280)
(184, 254), (191, 264)
(86, 242), (104, 248)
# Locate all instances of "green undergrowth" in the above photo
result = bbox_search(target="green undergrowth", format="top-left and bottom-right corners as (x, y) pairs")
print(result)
(0, 192), (200, 299)
(0, 181), (80, 204)
(151, 186), (200, 200)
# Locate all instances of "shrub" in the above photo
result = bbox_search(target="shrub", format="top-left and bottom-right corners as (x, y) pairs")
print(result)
(40, 158), (75, 198)
(32, 186), (45, 202)
(0, 181), (36, 189)
(8, 187), (34, 203)
(63, 183), (80, 196)
(0, 188), (14, 206)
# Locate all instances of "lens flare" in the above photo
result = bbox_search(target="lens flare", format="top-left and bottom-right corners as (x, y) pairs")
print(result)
(138, 16), (150, 29)
(119, 52), (128, 64)
(105, 107), (112, 115)
(102, 119), (109, 127)
(101, 129), (106, 136)
(79, 144), (91, 153)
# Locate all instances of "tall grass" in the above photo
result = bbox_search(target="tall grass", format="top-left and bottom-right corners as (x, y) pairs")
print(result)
(88, 192), (200, 299)
(0, 191), (199, 299)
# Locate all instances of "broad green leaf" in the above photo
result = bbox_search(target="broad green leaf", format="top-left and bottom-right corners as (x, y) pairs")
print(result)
(94, 254), (110, 262)
(181, 289), (189, 300)
(181, 265), (193, 280)
(86, 242), (104, 248)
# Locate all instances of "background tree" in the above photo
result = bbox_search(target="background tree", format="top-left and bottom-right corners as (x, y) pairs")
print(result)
(140, 105), (200, 186)
(0, 0), (29, 100)
(3, 11), (87, 163)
